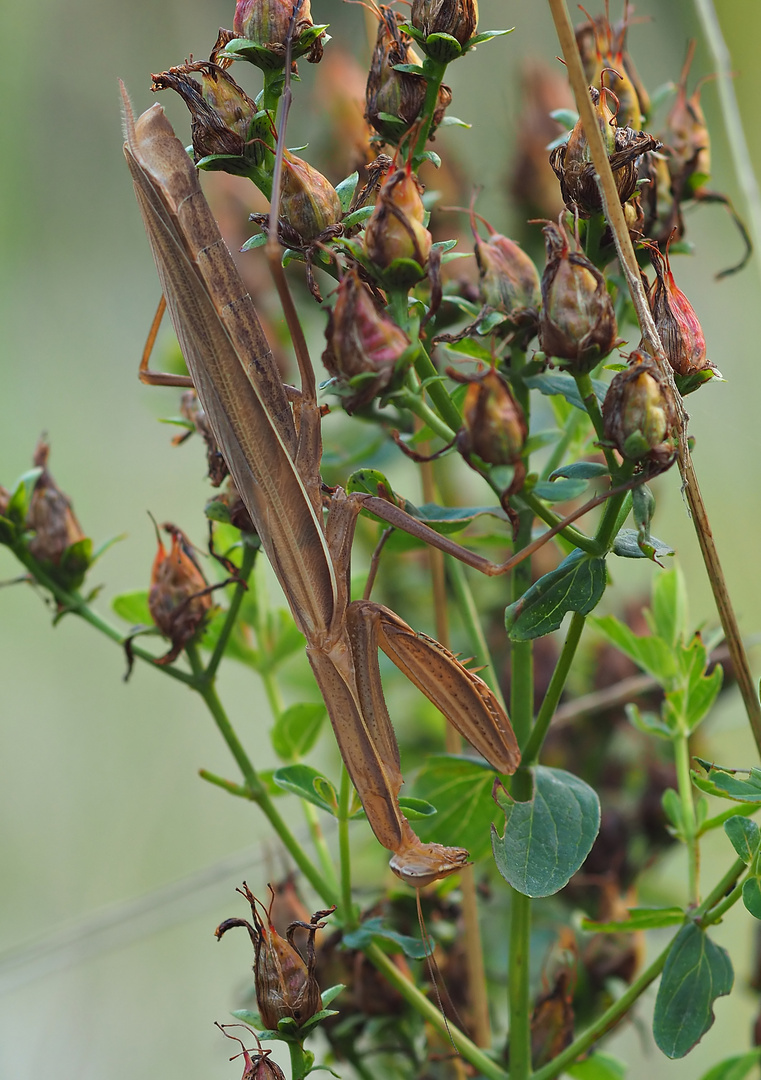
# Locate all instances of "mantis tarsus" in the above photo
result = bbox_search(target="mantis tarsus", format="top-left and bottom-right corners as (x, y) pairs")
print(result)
(121, 85), (621, 885)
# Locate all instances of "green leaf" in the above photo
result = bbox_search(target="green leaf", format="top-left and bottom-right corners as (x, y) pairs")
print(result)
(231, 1008), (262, 1028)
(335, 171), (358, 212)
(352, 796), (436, 822)
(612, 528), (674, 560)
(662, 788), (685, 837)
(523, 371), (608, 411)
(201, 610), (259, 667)
(491, 766), (600, 897)
(340, 205), (375, 229)
(650, 565), (688, 648)
(743, 798), (761, 857)
(549, 462), (609, 481)
(582, 906), (684, 932)
(550, 108), (580, 129)
(566, 1051), (627, 1079)
(532, 478), (588, 502)
(743, 878), (761, 919)
(343, 917), (429, 959)
(467, 28), (514, 47)
(411, 755), (497, 859)
(692, 762), (761, 803)
(7, 467), (43, 524)
(699, 1050), (761, 1080)
(438, 115), (471, 129)
(591, 615), (676, 684)
(653, 922), (733, 1059)
(505, 550), (607, 641)
(626, 703), (673, 739)
(240, 231), (268, 251)
(112, 589), (152, 626)
(444, 338), (495, 362)
(272, 765), (338, 815)
(271, 704), (326, 761)
(320, 984), (346, 1009)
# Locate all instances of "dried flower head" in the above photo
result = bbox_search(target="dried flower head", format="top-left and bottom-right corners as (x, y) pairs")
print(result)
(456, 367), (528, 470)
(575, 7), (648, 128)
(25, 438), (91, 590)
(648, 242), (710, 377)
(148, 522), (213, 665)
(363, 166), (432, 275)
(322, 268), (410, 412)
(216, 1023), (286, 1080)
(151, 61), (259, 170)
(365, 6), (451, 143)
(538, 220), (618, 370)
(602, 350), (678, 470)
(216, 883), (334, 1031)
(410, 0), (478, 47)
(550, 85), (659, 216)
(233, 0), (324, 65)
(662, 41), (711, 197)
(473, 216), (541, 333)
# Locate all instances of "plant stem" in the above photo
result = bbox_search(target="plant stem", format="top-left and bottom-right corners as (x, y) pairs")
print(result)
(508, 885), (533, 1080)
(574, 372), (617, 474)
(185, 643), (337, 905)
(413, 57), (448, 161)
(337, 765), (357, 929)
(414, 343), (463, 434)
(287, 1039), (309, 1080)
(510, 513), (535, 751)
(522, 611), (586, 765)
(518, 491), (599, 555)
(397, 382), (456, 444)
(206, 542), (257, 680)
(674, 731), (700, 906)
(365, 943), (510, 1080)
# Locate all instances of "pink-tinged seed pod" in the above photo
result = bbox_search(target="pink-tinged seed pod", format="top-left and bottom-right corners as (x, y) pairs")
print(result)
(602, 350), (678, 469)
(363, 166), (432, 271)
(474, 225), (541, 332)
(148, 523), (212, 665)
(279, 151), (342, 241)
(322, 268), (410, 412)
(663, 41), (711, 195)
(233, 0), (323, 63)
(538, 221), (617, 370)
(411, 0), (478, 47)
(215, 883), (334, 1031)
(648, 243), (709, 376)
(365, 6), (451, 143)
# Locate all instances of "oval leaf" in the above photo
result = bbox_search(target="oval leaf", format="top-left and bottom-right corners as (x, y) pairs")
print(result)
(505, 550), (607, 641)
(742, 878), (761, 920)
(112, 589), (152, 626)
(491, 766), (601, 896)
(582, 906), (685, 933)
(653, 922), (733, 1058)
(271, 703), (326, 761)
(566, 1052), (627, 1079)
(699, 1049), (761, 1080)
(272, 765), (338, 815)
(412, 755), (497, 859)
(724, 816), (760, 863)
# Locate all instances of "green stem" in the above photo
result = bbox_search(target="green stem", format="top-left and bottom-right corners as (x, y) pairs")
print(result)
(365, 943), (510, 1080)
(414, 344), (463, 434)
(412, 57), (448, 162)
(510, 515), (535, 750)
(541, 407), (590, 480)
(509, 886), (533, 1080)
(574, 371), (617, 475)
(674, 731), (700, 906)
(522, 612), (586, 764)
(337, 765), (357, 929)
(396, 383), (456, 444)
(287, 1039), (308, 1080)
(12, 547), (196, 685)
(446, 555), (506, 709)
(206, 542), (257, 681)
(518, 491), (599, 555)
(185, 643), (336, 905)
(529, 857), (748, 1080)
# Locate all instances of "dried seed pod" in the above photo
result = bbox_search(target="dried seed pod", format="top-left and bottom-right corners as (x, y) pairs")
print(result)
(474, 223), (541, 333)
(538, 221), (617, 370)
(456, 367), (528, 469)
(279, 151), (342, 241)
(549, 86), (660, 216)
(410, 0), (478, 47)
(26, 438), (90, 589)
(365, 6), (451, 143)
(363, 166), (432, 274)
(648, 243), (709, 376)
(216, 1023), (287, 1080)
(216, 883), (334, 1031)
(148, 522), (213, 665)
(233, 0), (324, 64)
(322, 268), (410, 412)
(602, 350), (678, 469)
(151, 62), (259, 167)
(662, 41), (711, 198)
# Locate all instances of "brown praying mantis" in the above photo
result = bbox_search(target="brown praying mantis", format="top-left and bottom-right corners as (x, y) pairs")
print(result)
(121, 82), (633, 886)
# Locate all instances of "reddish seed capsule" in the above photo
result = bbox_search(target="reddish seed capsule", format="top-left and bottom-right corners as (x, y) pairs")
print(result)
(279, 151), (342, 242)
(456, 367), (528, 470)
(602, 350), (678, 470)
(364, 166), (432, 274)
(322, 268), (410, 412)
(148, 522), (212, 665)
(538, 221), (617, 370)
(216, 883), (334, 1031)
(26, 438), (90, 590)
(648, 243), (709, 377)
(474, 226), (541, 332)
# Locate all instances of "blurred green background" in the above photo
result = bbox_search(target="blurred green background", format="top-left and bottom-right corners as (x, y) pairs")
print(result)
(2, 0), (761, 1076)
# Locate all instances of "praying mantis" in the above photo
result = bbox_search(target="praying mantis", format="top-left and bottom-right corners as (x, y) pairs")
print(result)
(121, 86), (614, 886)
